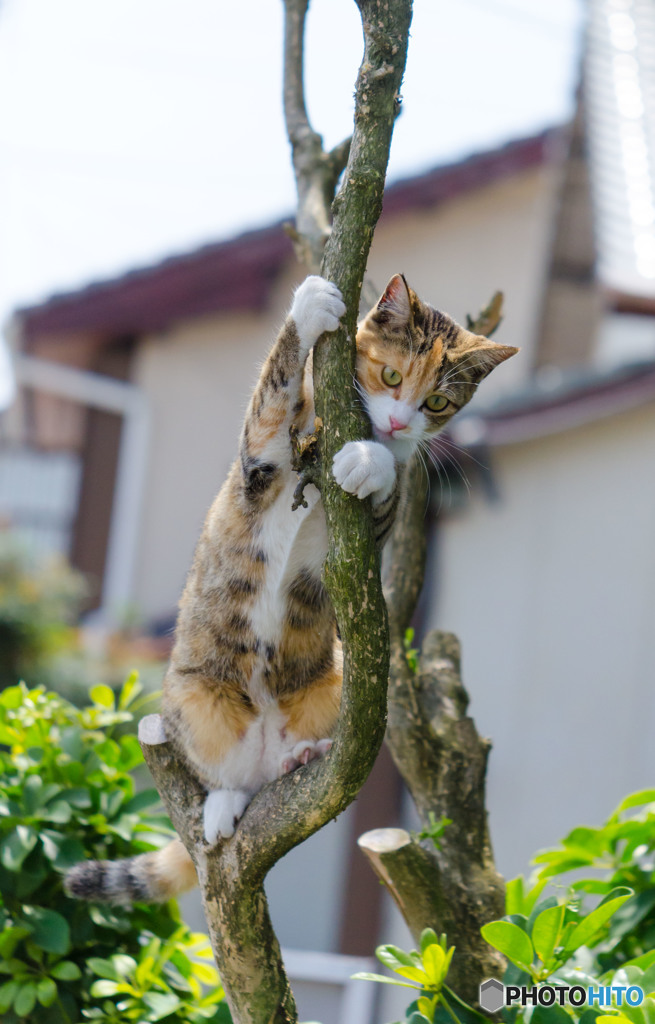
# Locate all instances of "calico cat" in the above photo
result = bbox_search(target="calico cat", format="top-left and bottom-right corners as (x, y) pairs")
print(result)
(65, 273), (517, 903)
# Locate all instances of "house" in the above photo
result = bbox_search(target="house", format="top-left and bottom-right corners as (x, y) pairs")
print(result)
(427, 0), (655, 884)
(1, 129), (558, 993)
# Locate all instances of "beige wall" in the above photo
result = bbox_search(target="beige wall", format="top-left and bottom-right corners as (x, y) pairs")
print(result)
(430, 401), (655, 880)
(131, 263), (301, 617)
(132, 166), (555, 619)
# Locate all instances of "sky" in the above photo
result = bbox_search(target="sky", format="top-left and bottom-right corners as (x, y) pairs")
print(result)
(0, 0), (584, 405)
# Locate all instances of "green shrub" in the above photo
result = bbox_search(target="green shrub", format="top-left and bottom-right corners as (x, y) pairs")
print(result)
(0, 676), (230, 1023)
(359, 791), (655, 1024)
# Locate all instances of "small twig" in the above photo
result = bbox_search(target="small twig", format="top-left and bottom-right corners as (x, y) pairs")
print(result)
(289, 418), (322, 510)
(467, 291), (504, 337)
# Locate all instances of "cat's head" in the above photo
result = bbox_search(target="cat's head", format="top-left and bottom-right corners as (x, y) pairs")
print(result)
(355, 274), (518, 463)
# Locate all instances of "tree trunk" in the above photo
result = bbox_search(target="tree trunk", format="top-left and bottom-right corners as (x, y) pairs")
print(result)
(140, 3), (413, 1021)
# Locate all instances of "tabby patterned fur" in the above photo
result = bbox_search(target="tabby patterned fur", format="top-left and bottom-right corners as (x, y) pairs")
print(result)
(65, 273), (517, 902)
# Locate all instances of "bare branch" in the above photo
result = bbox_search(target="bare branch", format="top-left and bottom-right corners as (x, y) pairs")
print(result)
(358, 828), (445, 935)
(282, 0), (332, 269)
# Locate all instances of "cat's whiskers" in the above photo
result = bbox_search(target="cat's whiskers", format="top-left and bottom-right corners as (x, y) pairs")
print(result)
(429, 437), (472, 496)
(437, 433), (487, 473)
(412, 446), (432, 515)
(417, 439), (449, 514)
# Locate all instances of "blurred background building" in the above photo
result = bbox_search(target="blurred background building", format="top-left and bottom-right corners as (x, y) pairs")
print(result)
(2, 0), (654, 1021)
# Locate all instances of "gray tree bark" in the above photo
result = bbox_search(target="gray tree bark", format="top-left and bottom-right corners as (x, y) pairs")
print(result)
(139, 2), (413, 1022)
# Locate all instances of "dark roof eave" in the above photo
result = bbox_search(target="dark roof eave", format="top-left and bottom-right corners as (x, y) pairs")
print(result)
(16, 129), (559, 342)
(455, 362), (655, 448)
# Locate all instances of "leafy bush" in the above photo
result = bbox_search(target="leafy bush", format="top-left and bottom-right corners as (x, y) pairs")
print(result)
(360, 791), (655, 1024)
(0, 677), (230, 1023)
(353, 929), (473, 1024)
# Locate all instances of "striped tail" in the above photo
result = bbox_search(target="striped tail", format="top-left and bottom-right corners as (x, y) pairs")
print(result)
(64, 839), (197, 904)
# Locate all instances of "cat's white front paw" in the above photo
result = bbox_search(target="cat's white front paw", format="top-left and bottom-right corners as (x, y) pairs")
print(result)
(203, 789), (249, 844)
(290, 276), (346, 352)
(332, 440), (396, 501)
(280, 738), (332, 775)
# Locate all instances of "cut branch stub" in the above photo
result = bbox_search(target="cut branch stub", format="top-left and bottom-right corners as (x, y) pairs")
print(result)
(373, 631), (506, 1005)
(358, 828), (445, 937)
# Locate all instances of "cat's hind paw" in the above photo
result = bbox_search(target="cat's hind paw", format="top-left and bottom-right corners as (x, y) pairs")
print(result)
(290, 277), (345, 352)
(280, 738), (332, 775)
(203, 789), (250, 844)
(333, 440), (396, 501)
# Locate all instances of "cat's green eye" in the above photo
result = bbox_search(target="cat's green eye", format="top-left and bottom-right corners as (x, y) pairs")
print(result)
(382, 366), (402, 387)
(425, 393), (450, 413)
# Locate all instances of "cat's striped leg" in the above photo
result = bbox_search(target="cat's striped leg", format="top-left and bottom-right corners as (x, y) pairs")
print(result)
(162, 668), (257, 843)
(278, 664), (341, 774)
(239, 277), (345, 501)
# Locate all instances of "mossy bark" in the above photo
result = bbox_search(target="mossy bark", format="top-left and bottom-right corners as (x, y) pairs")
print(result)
(140, 3), (413, 1022)
(366, 306), (507, 1005)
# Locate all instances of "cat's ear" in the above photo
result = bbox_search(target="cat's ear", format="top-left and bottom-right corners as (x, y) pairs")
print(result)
(449, 337), (519, 383)
(371, 274), (413, 329)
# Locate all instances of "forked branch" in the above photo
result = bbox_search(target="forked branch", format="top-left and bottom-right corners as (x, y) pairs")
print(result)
(140, 3), (413, 1021)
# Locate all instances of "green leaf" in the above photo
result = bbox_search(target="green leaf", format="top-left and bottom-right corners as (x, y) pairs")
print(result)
(143, 991), (183, 1019)
(20, 906), (71, 954)
(39, 801), (72, 824)
(118, 672), (142, 710)
(612, 789), (655, 818)
(506, 877), (524, 916)
(1, 686), (25, 709)
(395, 965), (429, 984)
(90, 685), (115, 709)
(0, 980), (19, 1013)
(418, 993), (439, 1021)
(420, 929), (440, 955)
(122, 789), (161, 814)
(37, 977), (58, 1007)
(621, 952), (655, 973)
(563, 888), (634, 954)
(561, 827), (606, 857)
(89, 979), (121, 997)
(39, 831), (86, 869)
(22, 775), (44, 814)
(62, 787), (92, 809)
(0, 826), (38, 870)
(100, 790), (125, 821)
(14, 981), (37, 1017)
(351, 971), (422, 989)
(422, 943), (447, 987)
(87, 957), (119, 981)
(50, 961), (82, 980)
(531, 904), (565, 966)
(110, 954), (137, 978)
(608, 890), (655, 942)
(481, 921), (535, 973)
(116, 735), (143, 771)
(376, 944), (421, 970)
(193, 961), (220, 986)
(523, 877), (549, 915)
(527, 897), (558, 936)
(0, 926), (32, 959)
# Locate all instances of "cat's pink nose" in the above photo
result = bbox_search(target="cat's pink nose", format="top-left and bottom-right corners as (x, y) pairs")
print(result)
(389, 416), (407, 432)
